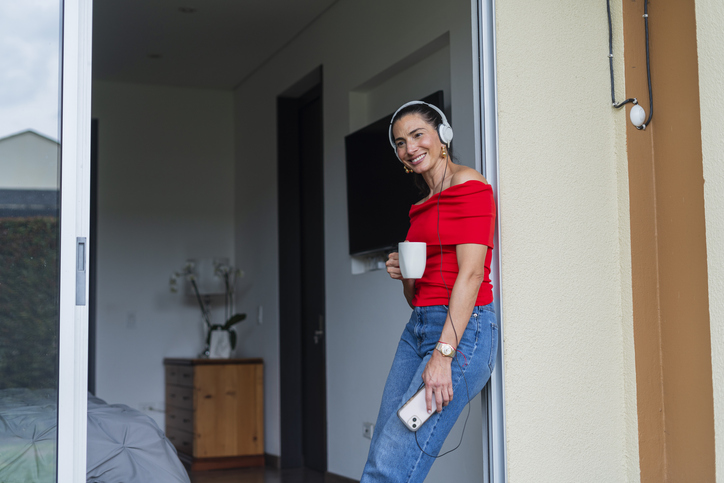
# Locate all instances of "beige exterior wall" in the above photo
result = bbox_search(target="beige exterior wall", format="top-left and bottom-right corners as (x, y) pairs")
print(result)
(696, 0), (724, 479)
(495, 1), (639, 481)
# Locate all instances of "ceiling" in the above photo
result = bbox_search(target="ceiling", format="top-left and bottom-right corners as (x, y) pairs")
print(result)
(92, 0), (338, 89)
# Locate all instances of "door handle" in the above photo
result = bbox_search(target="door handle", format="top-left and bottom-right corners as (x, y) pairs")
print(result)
(313, 315), (324, 344)
(76, 237), (86, 306)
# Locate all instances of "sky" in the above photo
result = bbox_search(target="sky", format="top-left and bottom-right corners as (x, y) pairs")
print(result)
(0, 0), (61, 142)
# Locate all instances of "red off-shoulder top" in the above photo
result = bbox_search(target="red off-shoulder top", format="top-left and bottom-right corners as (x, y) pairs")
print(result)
(405, 180), (496, 307)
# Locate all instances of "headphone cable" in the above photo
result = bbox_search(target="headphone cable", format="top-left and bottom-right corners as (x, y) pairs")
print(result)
(413, 152), (472, 459)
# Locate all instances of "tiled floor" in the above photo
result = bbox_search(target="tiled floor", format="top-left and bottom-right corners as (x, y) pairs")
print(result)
(188, 467), (327, 483)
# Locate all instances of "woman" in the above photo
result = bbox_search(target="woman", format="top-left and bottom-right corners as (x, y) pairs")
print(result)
(360, 101), (498, 482)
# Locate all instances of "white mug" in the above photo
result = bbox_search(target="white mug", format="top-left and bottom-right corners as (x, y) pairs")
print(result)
(398, 241), (426, 279)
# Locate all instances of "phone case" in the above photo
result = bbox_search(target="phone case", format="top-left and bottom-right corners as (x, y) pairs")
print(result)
(397, 386), (437, 432)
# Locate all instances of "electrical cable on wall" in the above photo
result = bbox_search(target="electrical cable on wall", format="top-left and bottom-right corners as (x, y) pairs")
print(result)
(607, 0), (654, 130)
(639, 0), (654, 129)
(607, 0), (637, 109)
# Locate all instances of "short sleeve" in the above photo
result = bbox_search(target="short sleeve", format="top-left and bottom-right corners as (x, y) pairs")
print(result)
(407, 180), (496, 248)
(438, 181), (496, 248)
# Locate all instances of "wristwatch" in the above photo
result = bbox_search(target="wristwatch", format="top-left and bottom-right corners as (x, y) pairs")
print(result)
(435, 341), (455, 358)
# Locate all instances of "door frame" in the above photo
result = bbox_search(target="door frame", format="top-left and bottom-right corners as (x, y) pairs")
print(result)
(473, 0), (507, 481)
(88, 118), (98, 395)
(57, 0), (93, 479)
(277, 69), (327, 470)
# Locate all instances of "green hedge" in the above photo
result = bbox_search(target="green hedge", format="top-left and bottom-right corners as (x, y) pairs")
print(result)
(0, 217), (59, 390)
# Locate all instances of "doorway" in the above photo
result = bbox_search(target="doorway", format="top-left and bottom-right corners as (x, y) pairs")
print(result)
(277, 78), (328, 472)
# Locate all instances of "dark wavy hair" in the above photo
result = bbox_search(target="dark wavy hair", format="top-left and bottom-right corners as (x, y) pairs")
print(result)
(390, 102), (454, 197)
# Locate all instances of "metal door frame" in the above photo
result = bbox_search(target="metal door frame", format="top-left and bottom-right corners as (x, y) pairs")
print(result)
(57, 0), (93, 479)
(471, 0), (507, 481)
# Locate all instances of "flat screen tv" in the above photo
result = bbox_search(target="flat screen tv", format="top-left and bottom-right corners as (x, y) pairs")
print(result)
(345, 91), (445, 256)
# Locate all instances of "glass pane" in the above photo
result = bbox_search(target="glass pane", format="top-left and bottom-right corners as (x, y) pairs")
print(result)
(0, 1), (62, 481)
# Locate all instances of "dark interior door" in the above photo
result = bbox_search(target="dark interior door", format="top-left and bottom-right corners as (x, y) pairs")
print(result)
(278, 81), (327, 472)
(89, 119), (98, 395)
(298, 94), (327, 472)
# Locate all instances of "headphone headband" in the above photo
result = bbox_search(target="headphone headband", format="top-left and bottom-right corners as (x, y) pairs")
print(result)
(388, 101), (453, 158)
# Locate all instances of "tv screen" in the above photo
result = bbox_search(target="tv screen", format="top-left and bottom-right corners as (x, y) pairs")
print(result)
(345, 91), (445, 256)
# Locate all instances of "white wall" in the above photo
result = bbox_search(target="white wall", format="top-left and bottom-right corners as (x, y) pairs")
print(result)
(232, 0), (484, 478)
(92, 81), (235, 427)
(495, 0), (639, 481)
(696, 0), (724, 479)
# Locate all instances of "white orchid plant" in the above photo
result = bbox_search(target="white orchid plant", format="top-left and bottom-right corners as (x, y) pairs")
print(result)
(170, 260), (246, 353)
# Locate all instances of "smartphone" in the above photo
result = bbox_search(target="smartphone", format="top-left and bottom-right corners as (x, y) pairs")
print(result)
(397, 386), (437, 432)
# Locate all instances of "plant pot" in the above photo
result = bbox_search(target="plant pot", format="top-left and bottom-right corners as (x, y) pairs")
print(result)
(208, 330), (232, 358)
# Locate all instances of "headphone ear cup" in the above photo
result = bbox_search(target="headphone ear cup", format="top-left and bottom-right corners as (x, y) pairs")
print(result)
(438, 124), (454, 145)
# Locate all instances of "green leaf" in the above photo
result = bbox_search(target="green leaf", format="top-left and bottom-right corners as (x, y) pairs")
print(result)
(205, 325), (224, 346)
(223, 313), (246, 330)
(229, 330), (237, 350)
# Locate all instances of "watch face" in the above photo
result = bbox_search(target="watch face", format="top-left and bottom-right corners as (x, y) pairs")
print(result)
(438, 343), (453, 356)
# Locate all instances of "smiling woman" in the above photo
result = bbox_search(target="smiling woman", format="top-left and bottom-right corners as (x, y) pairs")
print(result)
(360, 101), (497, 482)
(389, 101), (455, 199)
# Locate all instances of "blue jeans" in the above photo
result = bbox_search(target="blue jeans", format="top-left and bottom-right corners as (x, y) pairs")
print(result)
(360, 304), (498, 483)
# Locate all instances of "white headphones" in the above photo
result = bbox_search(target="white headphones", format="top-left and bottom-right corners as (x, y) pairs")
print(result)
(388, 100), (454, 160)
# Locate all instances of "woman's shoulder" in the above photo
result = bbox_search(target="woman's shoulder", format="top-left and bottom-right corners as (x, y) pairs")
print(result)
(412, 166), (490, 207)
(451, 165), (489, 187)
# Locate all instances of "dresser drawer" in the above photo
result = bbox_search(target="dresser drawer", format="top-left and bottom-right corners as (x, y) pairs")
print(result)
(166, 384), (193, 410)
(166, 425), (194, 456)
(165, 364), (194, 387)
(166, 404), (193, 432)
(163, 358), (265, 468)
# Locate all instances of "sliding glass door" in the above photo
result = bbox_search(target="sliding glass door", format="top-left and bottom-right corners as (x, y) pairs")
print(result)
(0, 2), (64, 481)
(0, 0), (92, 481)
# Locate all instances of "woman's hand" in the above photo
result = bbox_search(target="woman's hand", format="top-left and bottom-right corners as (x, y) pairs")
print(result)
(387, 252), (416, 307)
(386, 252), (403, 280)
(422, 351), (453, 413)
(418, 243), (489, 412)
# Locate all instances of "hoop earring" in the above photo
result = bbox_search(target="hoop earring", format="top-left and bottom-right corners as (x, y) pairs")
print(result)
(441, 146), (447, 158)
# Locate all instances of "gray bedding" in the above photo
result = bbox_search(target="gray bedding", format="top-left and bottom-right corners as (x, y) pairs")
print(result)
(0, 388), (190, 483)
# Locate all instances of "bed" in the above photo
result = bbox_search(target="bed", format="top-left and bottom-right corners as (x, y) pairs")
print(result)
(0, 388), (190, 483)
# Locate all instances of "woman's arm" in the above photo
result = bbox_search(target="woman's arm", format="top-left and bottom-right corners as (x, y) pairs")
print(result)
(422, 243), (488, 413)
(386, 252), (416, 308)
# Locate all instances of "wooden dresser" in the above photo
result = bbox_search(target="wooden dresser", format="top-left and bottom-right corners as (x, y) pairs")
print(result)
(163, 358), (264, 471)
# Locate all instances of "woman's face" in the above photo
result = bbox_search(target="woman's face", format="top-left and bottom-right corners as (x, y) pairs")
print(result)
(391, 113), (444, 174)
